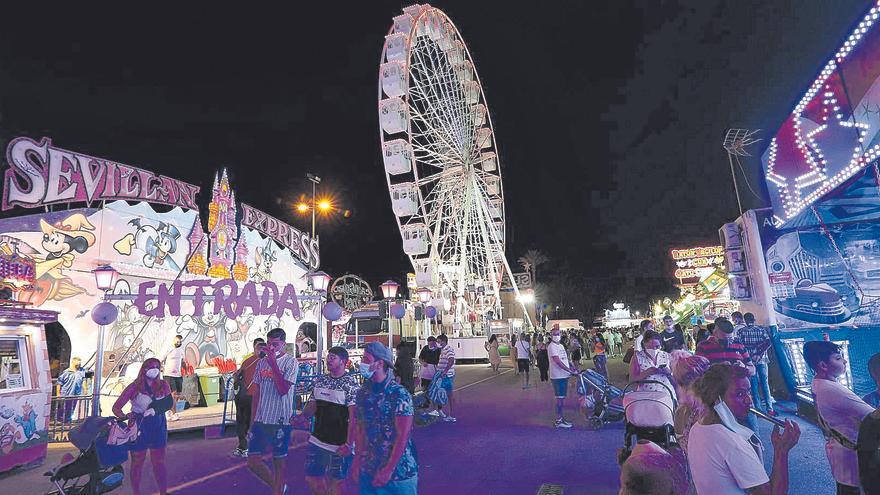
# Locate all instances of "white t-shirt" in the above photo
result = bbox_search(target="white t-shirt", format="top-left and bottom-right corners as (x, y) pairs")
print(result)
(547, 342), (571, 380)
(687, 422), (769, 494)
(812, 377), (874, 487)
(162, 346), (184, 378)
(516, 340), (531, 360)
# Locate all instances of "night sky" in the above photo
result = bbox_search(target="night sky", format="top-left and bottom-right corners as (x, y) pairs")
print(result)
(0, 1), (869, 313)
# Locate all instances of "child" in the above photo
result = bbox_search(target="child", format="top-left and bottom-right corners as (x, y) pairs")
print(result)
(862, 352), (880, 408)
(804, 341), (875, 495)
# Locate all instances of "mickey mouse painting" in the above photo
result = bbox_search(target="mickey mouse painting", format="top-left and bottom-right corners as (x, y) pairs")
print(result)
(16, 213), (96, 306)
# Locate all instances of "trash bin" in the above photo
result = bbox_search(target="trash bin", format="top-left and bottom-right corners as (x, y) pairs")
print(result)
(198, 374), (220, 407)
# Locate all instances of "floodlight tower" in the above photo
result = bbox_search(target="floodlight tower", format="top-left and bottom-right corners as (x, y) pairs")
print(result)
(722, 129), (762, 216)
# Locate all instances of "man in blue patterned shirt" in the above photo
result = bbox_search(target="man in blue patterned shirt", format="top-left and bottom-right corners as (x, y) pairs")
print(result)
(354, 342), (418, 494)
(737, 313), (777, 416)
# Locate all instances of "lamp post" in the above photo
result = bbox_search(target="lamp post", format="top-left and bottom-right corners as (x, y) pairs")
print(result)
(309, 270), (332, 374)
(306, 173), (321, 240)
(380, 280), (400, 349)
(91, 265), (119, 416)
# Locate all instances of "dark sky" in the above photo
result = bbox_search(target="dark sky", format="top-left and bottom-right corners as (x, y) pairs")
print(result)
(0, 1), (868, 311)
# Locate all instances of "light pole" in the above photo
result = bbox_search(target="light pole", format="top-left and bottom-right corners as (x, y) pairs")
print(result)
(309, 270), (332, 374)
(306, 173), (321, 240)
(380, 280), (400, 350)
(91, 265), (119, 416)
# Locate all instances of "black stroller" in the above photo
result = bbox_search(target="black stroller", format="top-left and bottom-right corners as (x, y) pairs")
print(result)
(44, 416), (128, 495)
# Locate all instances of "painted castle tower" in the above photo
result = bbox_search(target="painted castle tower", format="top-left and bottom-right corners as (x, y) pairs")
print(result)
(186, 216), (208, 275)
(232, 235), (249, 282)
(206, 169), (237, 279)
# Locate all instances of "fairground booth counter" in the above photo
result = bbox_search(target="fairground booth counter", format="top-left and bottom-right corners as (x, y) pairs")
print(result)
(0, 293), (57, 472)
(0, 136), (324, 451)
(721, 1), (880, 411)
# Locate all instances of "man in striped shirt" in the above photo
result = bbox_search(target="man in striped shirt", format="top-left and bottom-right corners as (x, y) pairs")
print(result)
(247, 327), (299, 495)
(697, 317), (758, 431)
(434, 334), (456, 422)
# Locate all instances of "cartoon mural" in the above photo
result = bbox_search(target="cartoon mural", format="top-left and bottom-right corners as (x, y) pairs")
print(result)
(0, 140), (322, 394)
(0, 394), (46, 456)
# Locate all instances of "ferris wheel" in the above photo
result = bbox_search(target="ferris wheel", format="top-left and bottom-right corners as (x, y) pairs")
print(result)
(377, 4), (523, 326)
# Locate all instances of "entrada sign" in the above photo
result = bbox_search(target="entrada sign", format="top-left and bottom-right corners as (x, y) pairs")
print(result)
(134, 279), (302, 319)
(241, 203), (320, 271)
(3, 137), (200, 211)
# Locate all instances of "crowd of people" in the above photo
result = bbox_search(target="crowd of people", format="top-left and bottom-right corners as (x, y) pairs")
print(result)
(96, 311), (880, 495)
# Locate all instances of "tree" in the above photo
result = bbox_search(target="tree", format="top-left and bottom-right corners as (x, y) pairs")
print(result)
(517, 249), (549, 285)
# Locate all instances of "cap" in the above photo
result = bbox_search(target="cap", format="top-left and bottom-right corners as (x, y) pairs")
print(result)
(327, 346), (349, 361)
(714, 317), (735, 334)
(364, 341), (394, 366)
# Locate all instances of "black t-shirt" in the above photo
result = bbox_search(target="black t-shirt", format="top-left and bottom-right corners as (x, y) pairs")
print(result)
(419, 345), (440, 365)
(660, 329), (685, 353)
(310, 374), (359, 449)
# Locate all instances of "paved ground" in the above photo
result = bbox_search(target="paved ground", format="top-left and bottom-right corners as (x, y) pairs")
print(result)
(4, 355), (837, 494)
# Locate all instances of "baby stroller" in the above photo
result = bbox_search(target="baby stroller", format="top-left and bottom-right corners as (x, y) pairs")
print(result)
(577, 369), (626, 429)
(622, 380), (678, 452)
(45, 416), (128, 495)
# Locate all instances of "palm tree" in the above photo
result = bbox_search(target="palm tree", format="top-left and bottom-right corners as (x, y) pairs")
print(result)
(518, 249), (549, 285)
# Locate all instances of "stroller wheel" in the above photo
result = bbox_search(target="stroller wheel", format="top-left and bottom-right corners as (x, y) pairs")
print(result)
(589, 417), (604, 430)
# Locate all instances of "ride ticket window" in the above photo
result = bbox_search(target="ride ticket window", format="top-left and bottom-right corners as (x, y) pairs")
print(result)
(0, 337), (31, 393)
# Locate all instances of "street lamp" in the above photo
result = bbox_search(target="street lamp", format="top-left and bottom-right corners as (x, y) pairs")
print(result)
(380, 280), (400, 349)
(306, 173), (321, 240)
(309, 271), (332, 373)
(91, 265), (119, 416)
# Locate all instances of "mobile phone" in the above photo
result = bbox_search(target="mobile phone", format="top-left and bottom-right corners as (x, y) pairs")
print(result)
(751, 408), (786, 427)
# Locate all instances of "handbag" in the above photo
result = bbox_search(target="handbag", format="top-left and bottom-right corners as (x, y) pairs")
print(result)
(622, 346), (635, 364)
(106, 419), (139, 446)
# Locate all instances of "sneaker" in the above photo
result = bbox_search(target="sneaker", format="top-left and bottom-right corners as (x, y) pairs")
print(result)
(232, 448), (248, 458)
(555, 419), (573, 428)
(767, 409), (779, 417)
(442, 416), (457, 422)
(427, 410), (441, 417)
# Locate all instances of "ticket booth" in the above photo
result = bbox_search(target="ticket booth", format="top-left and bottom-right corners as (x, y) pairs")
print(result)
(0, 304), (57, 473)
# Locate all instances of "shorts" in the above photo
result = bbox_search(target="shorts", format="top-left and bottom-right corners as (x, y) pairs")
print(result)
(440, 375), (454, 392)
(164, 376), (183, 393)
(247, 422), (292, 458)
(359, 474), (418, 495)
(304, 443), (353, 480)
(551, 378), (569, 399)
(517, 359), (531, 372)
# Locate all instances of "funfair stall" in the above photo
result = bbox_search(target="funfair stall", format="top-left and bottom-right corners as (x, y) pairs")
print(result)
(0, 137), (321, 412)
(722, 1), (880, 405)
(0, 297), (57, 473)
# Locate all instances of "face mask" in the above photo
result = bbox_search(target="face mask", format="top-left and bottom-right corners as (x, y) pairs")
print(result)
(359, 362), (375, 379)
(551, 335), (561, 343)
(145, 369), (160, 379)
(646, 348), (658, 358)
(174, 342), (182, 348)
(713, 398), (763, 460)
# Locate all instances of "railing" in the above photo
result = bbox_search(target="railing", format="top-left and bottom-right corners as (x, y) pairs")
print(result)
(48, 394), (94, 442)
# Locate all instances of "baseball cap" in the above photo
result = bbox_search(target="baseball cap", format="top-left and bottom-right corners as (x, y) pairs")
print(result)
(327, 346), (349, 361)
(364, 341), (394, 366)
(714, 317), (735, 334)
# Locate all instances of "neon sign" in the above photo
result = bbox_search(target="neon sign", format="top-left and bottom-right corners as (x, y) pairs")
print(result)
(671, 246), (725, 280)
(3, 137), (200, 211)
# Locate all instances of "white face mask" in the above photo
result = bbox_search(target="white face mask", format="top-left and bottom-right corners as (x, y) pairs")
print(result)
(551, 335), (561, 343)
(145, 369), (160, 379)
(645, 348), (658, 358)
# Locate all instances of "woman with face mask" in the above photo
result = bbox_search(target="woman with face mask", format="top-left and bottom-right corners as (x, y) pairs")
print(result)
(112, 358), (172, 495)
(629, 330), (676, 399)
(688, 363), (800, 495)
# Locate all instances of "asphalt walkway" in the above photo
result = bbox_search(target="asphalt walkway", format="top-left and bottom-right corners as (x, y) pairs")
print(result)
(3, 356), (837, 494)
